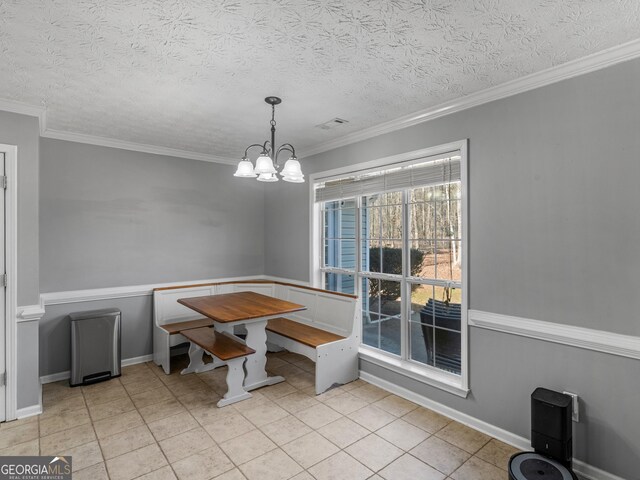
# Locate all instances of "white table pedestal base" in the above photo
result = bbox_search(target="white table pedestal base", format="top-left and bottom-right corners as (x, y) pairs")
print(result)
(182, 342), (253, 407)
(181, 343), (218, 375)
(243, 322), (285, 390)
(217, 357), (253, 407)
(244, 375), (286, 391)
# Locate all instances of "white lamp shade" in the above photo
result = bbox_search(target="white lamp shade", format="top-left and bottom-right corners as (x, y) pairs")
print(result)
(255, 154), (277, 174)
(283, 175), (305, 183)
(281, 157), (303, 177)
(257, 172), (279, 182)
(233, 159), (257, 177)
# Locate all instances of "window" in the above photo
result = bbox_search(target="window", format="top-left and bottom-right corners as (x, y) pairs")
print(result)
(312, 143), (468, 395)
(321, 199), (356, 294)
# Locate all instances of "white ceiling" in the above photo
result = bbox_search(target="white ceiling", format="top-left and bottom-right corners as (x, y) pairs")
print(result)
(1, 0), (639, 160)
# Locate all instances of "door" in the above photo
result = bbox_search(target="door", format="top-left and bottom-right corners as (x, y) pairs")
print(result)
(0, 152), (5, 422)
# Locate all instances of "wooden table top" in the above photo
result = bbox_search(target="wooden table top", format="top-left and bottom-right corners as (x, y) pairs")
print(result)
(177, 291), (307, 323)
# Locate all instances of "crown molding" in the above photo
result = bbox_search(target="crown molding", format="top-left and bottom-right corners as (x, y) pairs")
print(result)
(2, 38), (640, 164)
(300, 38), (640, 158)
(0, 97), (237, 164)
(469, 310), (640, 361)
(40, 128), (237, 165)
(0, 98), (46, 124)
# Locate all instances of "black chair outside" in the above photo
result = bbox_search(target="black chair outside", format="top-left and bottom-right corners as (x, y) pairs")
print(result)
(419, 298), (462, 374)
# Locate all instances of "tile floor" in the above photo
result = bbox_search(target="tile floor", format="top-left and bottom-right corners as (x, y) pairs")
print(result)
(0, 352), (519, 480)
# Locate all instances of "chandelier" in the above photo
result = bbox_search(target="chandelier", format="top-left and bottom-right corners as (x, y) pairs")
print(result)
(233, 96), (304, 183)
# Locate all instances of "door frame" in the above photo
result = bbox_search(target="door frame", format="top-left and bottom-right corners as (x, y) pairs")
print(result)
(0, 144), (18, 421)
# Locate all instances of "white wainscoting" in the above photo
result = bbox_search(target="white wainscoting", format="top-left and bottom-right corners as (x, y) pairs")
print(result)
(18, 300), (46, 322)
(361, 371), (626, 480)
(11, 303), (46, 420)
(40, 275), (265, 305)
(40, 275), (310, 306)
(37, 275), (310, 385)
(468, 310), (640, 360)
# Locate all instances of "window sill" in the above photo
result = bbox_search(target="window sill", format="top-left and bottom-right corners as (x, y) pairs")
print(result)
(358, 346), (470, 398)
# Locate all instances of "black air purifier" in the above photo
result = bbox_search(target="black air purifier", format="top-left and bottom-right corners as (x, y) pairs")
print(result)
(508, 388), (579, 480)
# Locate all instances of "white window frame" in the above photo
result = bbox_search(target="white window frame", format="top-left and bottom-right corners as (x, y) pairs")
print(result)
(309, 140), (469, 397)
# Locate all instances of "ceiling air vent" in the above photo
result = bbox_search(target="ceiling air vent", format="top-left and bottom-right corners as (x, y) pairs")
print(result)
(316, 118), (349, 130)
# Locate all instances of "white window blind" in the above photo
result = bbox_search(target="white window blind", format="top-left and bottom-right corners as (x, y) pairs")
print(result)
(314, 152), (461, 203)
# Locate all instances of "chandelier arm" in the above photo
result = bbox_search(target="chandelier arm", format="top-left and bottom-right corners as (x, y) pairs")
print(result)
(244, 144), (267, 158)
(274, 144), (296, 165)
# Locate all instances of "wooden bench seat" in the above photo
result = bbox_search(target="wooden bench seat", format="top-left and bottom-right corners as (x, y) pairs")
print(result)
(160, 318), (215, 335)
(181, 327), (255, 361)
(180, 327), (255, 407)
(267, 317), (344, 348)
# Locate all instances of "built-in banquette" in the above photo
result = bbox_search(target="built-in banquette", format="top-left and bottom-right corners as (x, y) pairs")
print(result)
(153, 280), (361, 394)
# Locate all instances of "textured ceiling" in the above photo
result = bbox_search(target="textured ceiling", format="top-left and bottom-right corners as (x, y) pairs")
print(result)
(1, 0), (639, 159)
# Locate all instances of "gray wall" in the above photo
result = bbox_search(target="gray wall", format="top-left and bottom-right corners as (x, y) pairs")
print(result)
(264, 58), (640, 478)
(0, 110), (41, 409)
(39, 139), (267, 376)
(40, 138), (265, 293)
(0, 110), (40, 305)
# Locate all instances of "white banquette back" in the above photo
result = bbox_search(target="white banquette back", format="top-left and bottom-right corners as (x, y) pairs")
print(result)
(154, 281), (357, 340)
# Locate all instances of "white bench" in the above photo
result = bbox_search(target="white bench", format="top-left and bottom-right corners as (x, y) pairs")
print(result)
(266, 283), (360, 394)
(153, 281), (360, 394)
(180, 327), (255, 407)
(153, 283), (217, 374)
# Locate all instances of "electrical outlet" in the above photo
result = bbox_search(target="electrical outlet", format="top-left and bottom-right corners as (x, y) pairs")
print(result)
(563, 391), (579, 422)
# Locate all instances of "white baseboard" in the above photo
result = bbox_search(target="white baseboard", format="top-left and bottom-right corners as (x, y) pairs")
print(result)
(359, 371), (530, 450)
(40, 370), (72, 384)
(121, 354), (153, 367)
(40, 348), (189, 384)
(16, 404), (43, 419)
(571, 462), (627, 480)
(13, 382), (43, 421)
(469, 309), (640, 361)
(360, 371), (625, 480)
(41, 354), (153, 384)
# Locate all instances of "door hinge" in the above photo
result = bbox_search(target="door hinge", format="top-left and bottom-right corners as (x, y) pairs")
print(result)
(0, 176), (6, 189)
(0, 372), (5, 387)
(0, 274), (6, 287)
